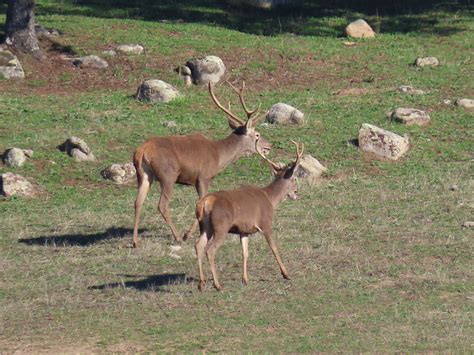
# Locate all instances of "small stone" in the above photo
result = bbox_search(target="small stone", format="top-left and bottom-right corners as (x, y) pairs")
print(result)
(0, 48), (25, 79)
(443, 99), (453, 105)
(296, 155), (327, 184)
(169, 245), (182, 253)
(2, 148), (27, 167)
(1, 172), (41, 198)
(398, 86), (426, 95)
(462, 221), (474, 228)
(343, 41), (356, 46)
(164, 121), (177, 128)
(389, 108), (431, 126)
(455, 98), (474, 109)
(358, 123), (410, 160)
(266, 103), (304, 125)
(72, 55), (108, 69)
(35, 24), (61, 37)
(448, 184), (458, 191)
(102, 50), (117, 56)
(136, 79), (181, 103)
(345, 19), (375, 38)
(184, 56), (226, 85)
(415, 57), (439, 67)
(101, 163), (136, 184)
(116, 44), (144, 55)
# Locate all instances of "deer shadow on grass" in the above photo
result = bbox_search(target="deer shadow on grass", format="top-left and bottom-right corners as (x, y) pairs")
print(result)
(18, 227), (150, 247)
(89, 273), (195, 292)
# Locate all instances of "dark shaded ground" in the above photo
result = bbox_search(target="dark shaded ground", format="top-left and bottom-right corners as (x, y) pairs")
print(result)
(19, 227), (145, 246)
(89, 273), (194, 292)
(27, 0), (474, 36)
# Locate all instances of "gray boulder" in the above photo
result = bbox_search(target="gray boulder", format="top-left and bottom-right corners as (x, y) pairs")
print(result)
(0, 48), (25, 79)
(101, 162), (136, 184)
(415, 57), (439, 67)
(185, 56), (226, 85)
(73, 55), (108, 69)
(2, 148), (29, 167)
(59, 136), (96, 162)
(345, 19), (375, 38)
(455, 98), (474, 109)
(266, 103), (304, 125)
(136, 79), (181, 103)
(388, 108), (431, 126)
(358, 124), (410, 160)
(296, 155), (327, 184)
(1, 172), (42, 198)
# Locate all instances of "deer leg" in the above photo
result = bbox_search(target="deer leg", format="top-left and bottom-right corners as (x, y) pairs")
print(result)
(158, 181), (182, 243)
(261, 228), (290, 280)
(195, 229), (210, 291)
(240, 234), (249, 285)
(206, 232), (226, 291)
(132, 171), (153, 248)
(183, 179), (210, 241)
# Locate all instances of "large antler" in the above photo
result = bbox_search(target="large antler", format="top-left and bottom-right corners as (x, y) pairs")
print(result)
(209, 82), (245, 127)
(227, 81), (260, 119)
(255, 139), (284, 171)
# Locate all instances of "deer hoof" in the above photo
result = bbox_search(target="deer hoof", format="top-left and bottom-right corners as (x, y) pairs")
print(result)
(182, 231), (191, 241)
(282, 273), (290, 280)
(198, 281), (205, 291)
(132, 241), (138, 248)
(214, 284), (224, 291)
(242, 278), (248, 286)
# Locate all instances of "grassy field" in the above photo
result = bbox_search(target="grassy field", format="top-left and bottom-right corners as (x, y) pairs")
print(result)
(1, 0), (473, 352)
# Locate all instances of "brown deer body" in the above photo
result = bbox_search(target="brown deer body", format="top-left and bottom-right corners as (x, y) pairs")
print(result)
(195, 141), (304, 291)
(132, 82), (270, 247)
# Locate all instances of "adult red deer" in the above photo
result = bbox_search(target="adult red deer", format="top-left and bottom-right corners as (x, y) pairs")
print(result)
(195, 140), (304, 291)
(132, 82), (271, 247)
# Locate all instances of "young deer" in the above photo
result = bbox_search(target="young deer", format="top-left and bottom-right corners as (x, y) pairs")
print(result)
(195, 140), (304, 291)
(132, 82), (271, 247)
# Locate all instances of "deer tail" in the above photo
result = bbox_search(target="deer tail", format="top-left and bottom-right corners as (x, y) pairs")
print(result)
(196, 196), (216, 222)
(133, 147), (145, 186)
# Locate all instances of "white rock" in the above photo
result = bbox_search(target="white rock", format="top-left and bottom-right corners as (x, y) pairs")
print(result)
(136, 79), (181, 103)
(443, 99), (453, 105)
(462, 221), (474, 228)
(388, 108), (431, 126)
(266, 103), (304, 125)
(415, 57), (439, 67)
(358, 124), (410, 160)
(116, 44), (144, 55)
(1, 172), (41, 198)
(102, 50), (117, 56)
(398, 86), (426, 95)
(296, 155), (327, 184)
(0, 48), (25, 79)
(455, 98), (474, 109)
(2, 148), (27, 167)
(185, 56), (226, 85)
(345, 19), (375, 38)
(72, 55), (108, 69)
(101, 163), (136, 184)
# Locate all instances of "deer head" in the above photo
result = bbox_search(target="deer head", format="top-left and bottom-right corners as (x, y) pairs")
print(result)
(209, 81), (271, 155)
(257, 140), (304, 200)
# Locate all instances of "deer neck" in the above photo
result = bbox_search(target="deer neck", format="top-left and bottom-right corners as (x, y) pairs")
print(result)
(262, 177), (288, 209)
(215, 133), (248, 171)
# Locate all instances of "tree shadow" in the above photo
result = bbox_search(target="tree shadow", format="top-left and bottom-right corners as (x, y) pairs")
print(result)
(18, 227), (147, 247)
(33, 0), (473, 37)
(89, 273), (195, 292)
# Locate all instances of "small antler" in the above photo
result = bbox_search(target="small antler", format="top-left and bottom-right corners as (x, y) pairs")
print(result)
(255, 139), (283, 171)
(209, 82), (245, 126)
(291, 140), (304, 165)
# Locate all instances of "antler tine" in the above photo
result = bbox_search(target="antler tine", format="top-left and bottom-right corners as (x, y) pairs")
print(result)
(255, 139), (281, 171)
(227, 80), (260, 119)
(208, 82), (245, 126)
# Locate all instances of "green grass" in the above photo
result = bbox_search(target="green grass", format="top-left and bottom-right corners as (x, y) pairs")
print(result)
(1, 0), (473, 352)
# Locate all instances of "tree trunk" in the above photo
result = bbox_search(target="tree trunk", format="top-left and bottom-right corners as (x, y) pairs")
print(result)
(5, 0), (41, 56)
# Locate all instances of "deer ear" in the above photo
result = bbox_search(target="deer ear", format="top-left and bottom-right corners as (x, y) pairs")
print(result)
(283, 163), (297, 179)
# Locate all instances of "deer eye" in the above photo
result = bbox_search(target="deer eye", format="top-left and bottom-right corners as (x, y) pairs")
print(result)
(255, 133), (260, 140)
